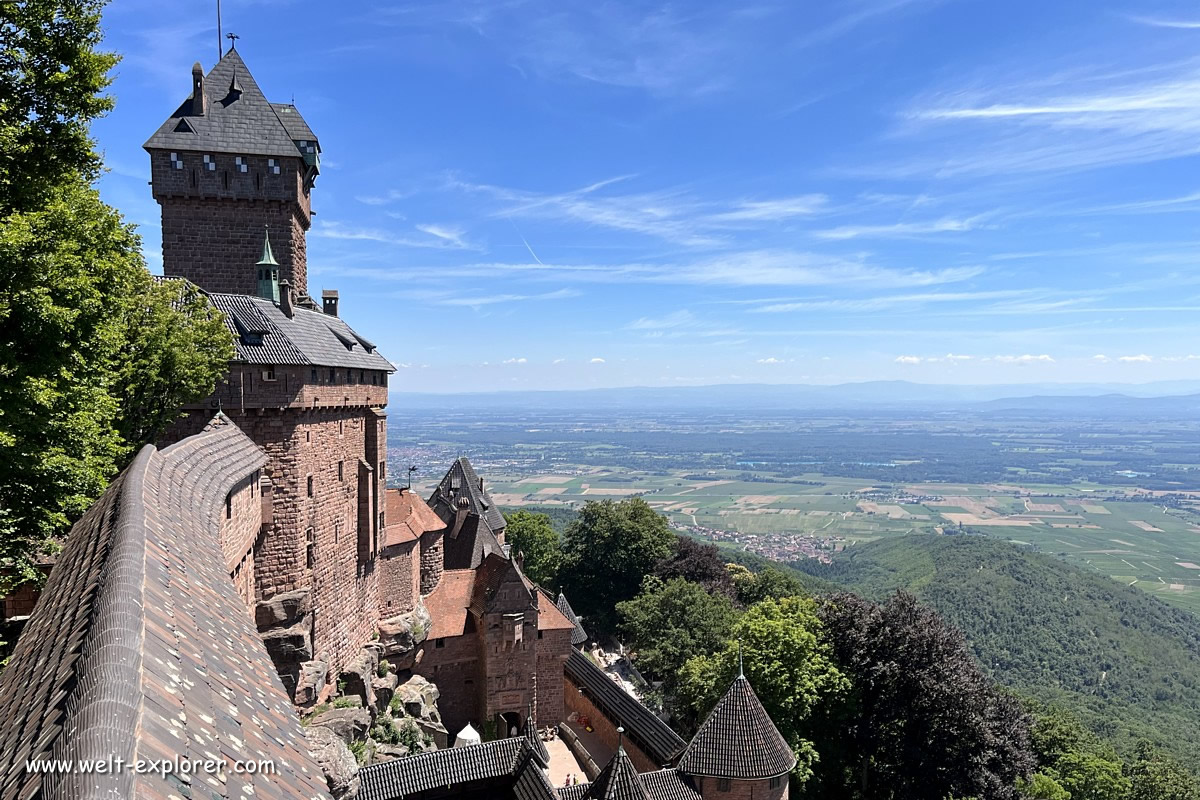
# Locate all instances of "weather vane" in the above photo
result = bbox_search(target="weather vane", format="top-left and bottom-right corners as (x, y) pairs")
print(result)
(226, 32), (240, 52)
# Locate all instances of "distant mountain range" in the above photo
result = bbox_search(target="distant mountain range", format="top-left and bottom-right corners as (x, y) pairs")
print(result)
(391, 380), (1200, 414)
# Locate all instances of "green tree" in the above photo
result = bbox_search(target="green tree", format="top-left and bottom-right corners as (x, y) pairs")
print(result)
(0, 1), (233, 590)
(558, 498), (675, 632)
(1055, 751), (1130, 800)
(676, 596), (848, 783)
(654, 535), (735, 598)
(616, 576), (738, 690)
(807, 592), (1034, 800)
(503, 509), (561, 586)
(1019, 773), (1071, 800)
(733, 565), (807, 605)
(1, 0), (116, 212)
(1126, 742), (1199, 800)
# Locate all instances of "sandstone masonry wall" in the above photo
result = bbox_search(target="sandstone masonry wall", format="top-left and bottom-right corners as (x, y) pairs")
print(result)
(564, 673), (661, 773)
(534, 628), (572, 727)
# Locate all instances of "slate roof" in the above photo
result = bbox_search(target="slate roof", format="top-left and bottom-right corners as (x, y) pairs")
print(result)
(208, 292), (394, 371)
(144, 49), (315, 159)
(428, 457), (506, 534)
(382, 488), (445, 548)
(564, 650), (687, 767)
(581, 746), (649, 800)
(470, 553), (535, 618)
(555, 770), (700, 800)
(358, 736), (555, 800)
(556, 591), (589, 645)
(442, 514), (506, 570)
(676, 675), (796, 780)
(0, 413), (330, 800)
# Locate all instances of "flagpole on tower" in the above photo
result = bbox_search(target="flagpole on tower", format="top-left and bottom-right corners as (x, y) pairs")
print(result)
(216, 0), (223, 63)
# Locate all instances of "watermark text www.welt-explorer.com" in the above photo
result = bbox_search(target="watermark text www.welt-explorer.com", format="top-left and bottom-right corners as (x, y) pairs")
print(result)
(26, 756), (277, 776)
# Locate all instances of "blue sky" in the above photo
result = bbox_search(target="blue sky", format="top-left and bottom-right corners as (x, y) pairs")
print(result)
(94, 0), (1200, 392)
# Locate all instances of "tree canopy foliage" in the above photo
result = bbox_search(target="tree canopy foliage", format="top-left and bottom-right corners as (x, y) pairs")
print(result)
(558, 497), (675, 632)
(653, 535), (735, 598)
(503, 509), (561, 587)
(676, 596), (847, 783)
(792, 535), (1200, 768)
(0, 0), (233, 590)
(616, 576), (738, 691)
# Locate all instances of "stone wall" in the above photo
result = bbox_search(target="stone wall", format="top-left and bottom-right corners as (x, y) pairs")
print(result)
(379, 540), (418, 617)
(564, 672), (660, 774)
(414, 633), (480, 739)
(150, 149), (311, 295)
(694, 776), (788, 800)
(419, 528), (443, 595)
(534, 628), (572, 726)
(219, 469), (263, 613)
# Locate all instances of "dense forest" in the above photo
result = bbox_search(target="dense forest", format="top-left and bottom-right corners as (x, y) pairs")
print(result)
(792, 535), (1200, 768)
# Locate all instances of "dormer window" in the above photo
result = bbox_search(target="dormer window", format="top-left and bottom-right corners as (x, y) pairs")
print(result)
(170, 152), (184, 170)
(268, 158), (281, 175)
(235, 156), (248, 173)
(202, 154), (216, 171)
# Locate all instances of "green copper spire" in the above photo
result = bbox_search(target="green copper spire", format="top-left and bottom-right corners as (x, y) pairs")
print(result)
(256, 225), (280, 303)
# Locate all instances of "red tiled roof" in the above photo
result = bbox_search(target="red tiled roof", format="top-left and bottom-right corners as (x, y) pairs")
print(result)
(383, 488), (445, 548)
(423, 570), (476, 639)
(537, 590), (576, 632)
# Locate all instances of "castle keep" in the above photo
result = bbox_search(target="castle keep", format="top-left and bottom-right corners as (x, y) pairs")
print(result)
(0, 46), (795, 800)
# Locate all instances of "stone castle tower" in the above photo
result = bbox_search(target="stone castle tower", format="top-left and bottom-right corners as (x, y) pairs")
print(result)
(144, 48), (318, 297)
(146, 47), (395, 693)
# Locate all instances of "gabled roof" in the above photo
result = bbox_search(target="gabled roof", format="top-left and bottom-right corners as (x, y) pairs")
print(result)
(564, 650), (687, 767)
(537, 590), (577, 633)
(207, 292), (395, 371)
(144, 49), (314, 159)
(470, 553), (535, 617)
(358, 735), (555, 800)
(443, 514), (506, 570)
(676, 675), (796, 780)
(582, 746), (650, 800)
(423, 570), (475, 639)
(383, 488), (446, 548)
(556, 591), (589, 645)
(428, 457), (507, 534)
(0, 417), (329, 800)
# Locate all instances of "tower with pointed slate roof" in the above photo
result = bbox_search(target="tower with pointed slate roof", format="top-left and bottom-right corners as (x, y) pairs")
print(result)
(676, 669), (797, 799)
(145, 47), (320, 298)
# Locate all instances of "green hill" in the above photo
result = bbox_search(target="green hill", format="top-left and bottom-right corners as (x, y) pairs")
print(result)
(793, 535), (1200, 767)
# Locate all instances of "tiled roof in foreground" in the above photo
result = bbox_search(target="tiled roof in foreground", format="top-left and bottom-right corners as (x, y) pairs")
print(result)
(564, 650), (686, 767)
(556, 591), (588, 646)
(0, 414), (330, 800)
(676, 675), (796, 780)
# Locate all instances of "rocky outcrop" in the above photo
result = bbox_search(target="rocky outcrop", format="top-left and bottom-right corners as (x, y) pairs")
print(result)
(371, 672), (399, 716)
(395, 675), (440, 721)
(309, 707), (370, 744)
(305, 725), (360, 800)
(257, 589), (313, 698)
(295, 659), (328, 708)
(376, 602), (430, 665)
(255, 588), (310, 628)
(341, 648), (379, 712)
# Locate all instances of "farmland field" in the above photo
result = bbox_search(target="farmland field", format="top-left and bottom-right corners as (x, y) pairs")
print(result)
(388, 406), (1200, 613)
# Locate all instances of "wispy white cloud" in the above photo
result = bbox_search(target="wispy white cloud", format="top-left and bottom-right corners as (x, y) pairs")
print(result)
(398, 288), (580, 307)
(627, 310), (697, 330)
(502, 357), (528, 364)
(414, 223), (471, 249)
(753, 289), (1021, 314)
(991, 354), (1055, 363)
(589, 357), (606, 363)
(813, 216), (981, 240)
(1117, 353), (1153, 362)
(895, 355), (922, 364)
(1093, 354), (1111, 363)
(313, 221), (480, 250)
(1128, 16), (1200, 30)
(705, 195), (828, 222)
(355, 189), (416, 206)
(756, 357), (789, 364)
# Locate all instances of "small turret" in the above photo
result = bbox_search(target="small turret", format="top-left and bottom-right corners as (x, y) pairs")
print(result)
(191, 62), (206, 116)
(256, 226), (280, 303)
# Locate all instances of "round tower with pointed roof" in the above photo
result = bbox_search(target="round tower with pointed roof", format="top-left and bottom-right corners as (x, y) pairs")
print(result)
(145, 48), (321, 297)
(677, 667), (797, 800)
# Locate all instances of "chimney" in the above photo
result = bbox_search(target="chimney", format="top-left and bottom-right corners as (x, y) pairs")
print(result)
(450, 496), (470, 540)
(191, 62), (206, 116)
(322, 289), (339, 317)
(279, 279), (295, 318)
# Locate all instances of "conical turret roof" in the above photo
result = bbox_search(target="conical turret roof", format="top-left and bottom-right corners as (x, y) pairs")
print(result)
(583, 745), (651, 800)
(677, 674), (796, 780)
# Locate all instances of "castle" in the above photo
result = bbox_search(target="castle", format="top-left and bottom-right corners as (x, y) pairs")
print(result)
(0, 46), (794, 800)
